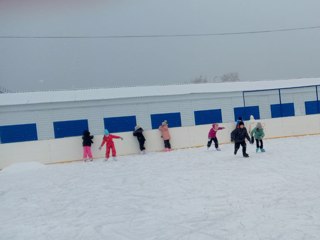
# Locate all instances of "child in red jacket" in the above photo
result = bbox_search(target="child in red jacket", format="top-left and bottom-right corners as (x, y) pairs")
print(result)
(99, 129), (123, 161)
(207, 123), (225, 151)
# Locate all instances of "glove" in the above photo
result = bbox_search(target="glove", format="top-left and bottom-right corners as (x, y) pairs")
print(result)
(250, 136), (254, 144)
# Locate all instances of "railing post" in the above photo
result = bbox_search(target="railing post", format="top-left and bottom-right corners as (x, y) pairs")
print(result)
(242, 91), (246, 120)
(316, 86), (319, 114)
(278, 89), (282, 117)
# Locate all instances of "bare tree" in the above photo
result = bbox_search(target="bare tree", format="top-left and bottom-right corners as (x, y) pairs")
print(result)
(190, 76), (208, 84)
(220, 72), (240, 82)
(0, 86), (13, 93)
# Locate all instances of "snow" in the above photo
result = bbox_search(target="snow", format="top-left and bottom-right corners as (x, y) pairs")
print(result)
(1, 78), (320, 106)
(1, 135), (320, 240)
(1, 162), (45, 175)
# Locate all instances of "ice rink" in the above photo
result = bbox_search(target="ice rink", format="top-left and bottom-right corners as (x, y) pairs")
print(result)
(1, 135), (320, 240)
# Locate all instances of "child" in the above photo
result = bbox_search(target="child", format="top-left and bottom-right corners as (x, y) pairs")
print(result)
(247, 115), (256, 144)
(235, 116), (243, 128)
(133, 125), (146, 154)
(207, 123), (225, 151)
(251, 122), (265, 153)
(82, 130), (94, 162)
(231, 121), (251, 157)
(159, 120), (171, 151)
(99, 129), (123, 161)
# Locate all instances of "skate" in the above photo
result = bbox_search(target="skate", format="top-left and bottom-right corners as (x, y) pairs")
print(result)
(89, 158), (93, 161)
(112, 157), (117, 161)
(256, 148), (260, 153)
(261, 148), (265, 152)
(104, 158), (109, 161)
(243, 153), (249, 158)
(216, 148), (221, 151)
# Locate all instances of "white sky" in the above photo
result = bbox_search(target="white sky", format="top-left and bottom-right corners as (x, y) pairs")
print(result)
(1, 0), (320, 91)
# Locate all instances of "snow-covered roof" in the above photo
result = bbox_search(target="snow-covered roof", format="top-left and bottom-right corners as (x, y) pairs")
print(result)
(1, 78), (320, 106)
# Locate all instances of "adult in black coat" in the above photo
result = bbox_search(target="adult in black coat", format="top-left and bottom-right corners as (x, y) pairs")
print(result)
(231, 121), (251, 157)
(133, 125), (146, 153)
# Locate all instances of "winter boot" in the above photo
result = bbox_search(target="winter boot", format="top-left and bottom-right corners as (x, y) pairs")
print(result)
(216, 148), (221, 151)
(243, 153), (249, 158)
(256, 148), (260, 153)
(261, 148), (265, 152)
(112, 157), (117, 161)
(104, 158), (109, 161)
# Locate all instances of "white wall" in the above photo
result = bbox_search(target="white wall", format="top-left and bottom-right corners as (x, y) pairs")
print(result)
(1, 115), (320, 169)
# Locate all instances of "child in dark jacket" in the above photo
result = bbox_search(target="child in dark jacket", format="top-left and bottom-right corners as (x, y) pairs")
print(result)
(82, 130), (94, 162)
(133, 125), (146, 154)
(207, 123), (225, 151)
(231, 121), (251, 157)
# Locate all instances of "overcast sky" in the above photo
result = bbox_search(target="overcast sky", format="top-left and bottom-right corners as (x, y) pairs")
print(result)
(1, 0), (320, 92)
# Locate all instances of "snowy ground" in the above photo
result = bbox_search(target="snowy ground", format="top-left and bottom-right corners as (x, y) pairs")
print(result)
(1, 136), (320, 240)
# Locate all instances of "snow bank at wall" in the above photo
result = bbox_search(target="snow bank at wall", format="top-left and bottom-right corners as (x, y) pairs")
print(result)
(1, 115), (320, 169)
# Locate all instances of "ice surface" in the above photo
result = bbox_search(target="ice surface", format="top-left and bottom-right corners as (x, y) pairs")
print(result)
(1, 162), (46, 175)
(1, 136), (320, 240)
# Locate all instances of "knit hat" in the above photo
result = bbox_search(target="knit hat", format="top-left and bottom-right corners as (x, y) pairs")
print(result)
(104, 129), (109, 135)
(250, 115), (255, 120)
(83, 130), (90, 136)
(134, 125), (140, 131)
(256, 122), (262, 129)
(238, 121), (245, 126)
(162, 120), (168, 125)
(212, 123), (218, 127)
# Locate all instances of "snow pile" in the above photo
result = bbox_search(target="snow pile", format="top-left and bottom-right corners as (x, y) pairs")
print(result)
(0, 136), (320, 239)
(1, 162), (46, 175)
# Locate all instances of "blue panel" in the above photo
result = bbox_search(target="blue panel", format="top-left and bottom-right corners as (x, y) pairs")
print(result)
(194, 109), (222, 125)
(54, 119), (89, 138)
(305, 101), (320, 115)
(104, 116), (137, 133)
(151, 112), (182, 129)
(271, 103), (295, 118)
(234, 106), (260, 121)
(0, 123), (38, 144)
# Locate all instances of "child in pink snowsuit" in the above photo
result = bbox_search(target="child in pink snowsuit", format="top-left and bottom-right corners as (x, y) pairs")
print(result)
(207, 123), (225, 151)
(159, 120), (171, 151)
(99, 129), (123, 161)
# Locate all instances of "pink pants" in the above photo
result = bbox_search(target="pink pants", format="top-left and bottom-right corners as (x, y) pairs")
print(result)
(83, 146), (93, 159)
